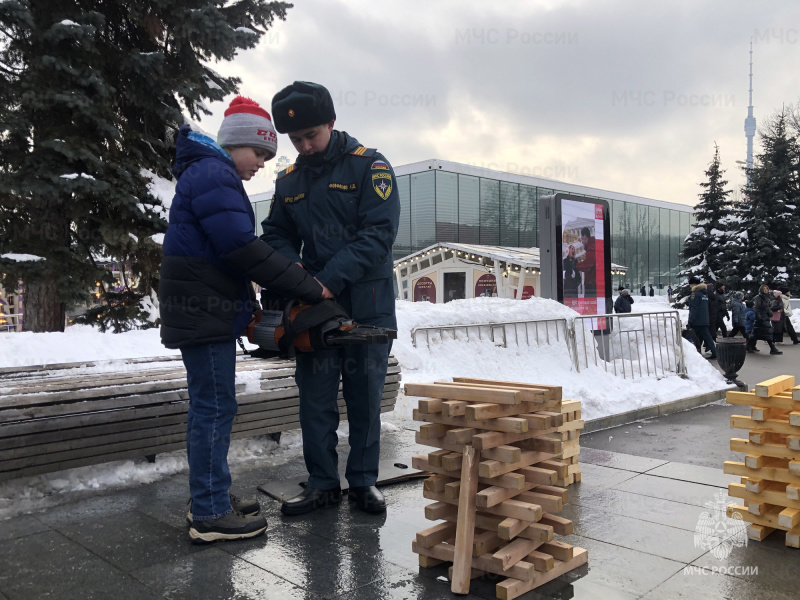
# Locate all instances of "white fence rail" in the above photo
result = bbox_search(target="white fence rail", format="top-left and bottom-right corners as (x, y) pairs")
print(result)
(410, 310), (687, 380)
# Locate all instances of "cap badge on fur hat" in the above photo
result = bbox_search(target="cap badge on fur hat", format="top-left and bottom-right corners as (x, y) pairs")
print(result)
(288, 109), (295, 117)
(217, 96), (278, 158)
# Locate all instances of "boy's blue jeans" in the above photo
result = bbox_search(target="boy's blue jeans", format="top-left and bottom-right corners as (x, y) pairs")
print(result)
(181, 340), (237, 521)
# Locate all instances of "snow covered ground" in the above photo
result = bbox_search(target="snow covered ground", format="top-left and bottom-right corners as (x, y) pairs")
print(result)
(0, 295), (750, 519)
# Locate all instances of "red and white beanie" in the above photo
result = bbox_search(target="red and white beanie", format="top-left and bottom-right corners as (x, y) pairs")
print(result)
(217, 96), (278, 159)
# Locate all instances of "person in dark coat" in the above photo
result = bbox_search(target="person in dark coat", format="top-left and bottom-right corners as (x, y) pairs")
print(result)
(640, 284), (646, 296)
(687, 276), (716, 359)
(262, 82), (400, 516)
(160, 97), (326, 543)
(744, 300), (756, 336)
(614, 287), (634, 313)
(648, 284), (654, 297)
(712, 282), (729, 338)
(562, 245), (580, 298)
(729, 292), (747, 338)
(747, 284), (782, 354)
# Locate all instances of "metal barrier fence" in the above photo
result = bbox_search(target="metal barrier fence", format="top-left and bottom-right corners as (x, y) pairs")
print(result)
(411, 318), (570, 350)
(409, 310), (687, 380)
(571, 311), (686, 379)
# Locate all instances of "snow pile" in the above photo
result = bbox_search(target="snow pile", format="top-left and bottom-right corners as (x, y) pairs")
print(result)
(391, 297), (728, 424)
(1, 253), (45, 262)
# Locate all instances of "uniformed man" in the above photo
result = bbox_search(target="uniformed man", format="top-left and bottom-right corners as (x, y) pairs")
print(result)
(262, 81), (400, 515)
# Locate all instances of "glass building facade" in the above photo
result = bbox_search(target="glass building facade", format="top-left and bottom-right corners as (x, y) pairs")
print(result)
(250, 159), (694, 291)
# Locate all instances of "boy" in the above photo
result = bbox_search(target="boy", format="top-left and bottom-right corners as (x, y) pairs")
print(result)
(159, 96), (327, 543)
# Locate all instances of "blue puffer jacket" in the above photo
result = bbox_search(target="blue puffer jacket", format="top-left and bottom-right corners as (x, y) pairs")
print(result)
(687, 284), (710, 328)
(159, 126), (322, 348)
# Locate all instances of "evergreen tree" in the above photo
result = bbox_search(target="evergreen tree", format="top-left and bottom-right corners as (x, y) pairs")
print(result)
(673, 144), (733, 306)
(0, 1), (291, 331)
(730, 109), (800, 295)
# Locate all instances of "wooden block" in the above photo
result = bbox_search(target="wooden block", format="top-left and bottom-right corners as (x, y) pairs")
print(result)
(789, 436), (800, 451)
(526, 550), (555, 572)
(405, 383), (522, 405)
(418, 554), (445, 568)
(745, 454), (765, 469)
(477, 482), (536, 508)
(416, 522), (457, 548)
(747, 524), (775, 541)
(418, 398), (443, 414)
(450, 377), (561, 401)
(574, 472), (582, 483)
(424, 474), (453, 493)
(451, 445), (480, 595)
(473, 530), (503, 557)
(560, 445), (581, 460)
(424, 501), (456, 521)
(482, 445), (522, 464)
(560, 400), (581, 413)
(779, 507), (800, 529)
(442, 400), (467, 417)
(538, 460), (569, 479)
(729, 483), (800, 511)
(539, 513), (573, 536)
(414, 410), (528, 434)
(532, 486), (569, 503)
(517, 437), (562, 454)
(445, 481), (461, 500)
(724, 460), (800, 487)
(492, 538), (540, 571)
(732, 415), (800, 436)
(744, 478), (763, 493)
(748, 502), (767, 516)
(445, 428), (476, 445)
(428, 449), (450, 468)
(518, 466), (558, 485)
(728, 391), (800, 411)
(442, 452), (463, 472)
(792, 461), (800, 476)
(496, 517), (532, 540)
(554, 474), (575, 487)
(467, 402), (529, 421)
(411, 540), (535, 582)
(519, 413), (553, 430)
(756, 376), (796, 398)
(502, 522), (553, 543)
(516, 491), (563, 514)
(480, 451), (557, 479)
(537, 411), (565, 427)
(420, 423), (449, 440)
(790, 412), (800, 427)
(732, 438), (800, 462)
(495, 547), (588, 600)
(541, 541), (574, 562)
(435, 380), (548, 404)
(749, 430), (766, 445)
(787, 486), (799, 501)
(413, 455), (528, 491)
(472, 429), (556, 451)
(786, 531), (800, 548)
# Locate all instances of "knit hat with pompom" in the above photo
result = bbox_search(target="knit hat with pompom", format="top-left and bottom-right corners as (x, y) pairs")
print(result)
(217, 96), (278, 158)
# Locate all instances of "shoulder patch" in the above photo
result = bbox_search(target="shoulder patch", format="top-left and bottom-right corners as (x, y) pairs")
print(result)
(371, 160), (389, 171)
(350, 146), (377, 157)
(276, 164), (297, 180)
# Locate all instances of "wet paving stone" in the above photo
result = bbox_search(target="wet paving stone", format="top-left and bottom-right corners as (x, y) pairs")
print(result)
(574, 462), (641, 489)
(221, 521), (391, 597)
(0, 530), (126, 599)
(641, 567), (798, 600)
(644, 461), (738, 488)
(0, 514), (50, 542)
(55, 509), (203, 573)
(613, 473), (735, 508)
(579, 447), (669, 473)
(132, 546), (315, 599)
(334, 563), (486, 600)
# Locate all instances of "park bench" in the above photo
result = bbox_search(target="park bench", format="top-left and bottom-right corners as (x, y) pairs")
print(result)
(0, 354), (401, 482)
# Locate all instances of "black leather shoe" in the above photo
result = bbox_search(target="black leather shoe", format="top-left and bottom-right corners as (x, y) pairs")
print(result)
(348, 485), (386, 514)
(281, 486), (341, 516)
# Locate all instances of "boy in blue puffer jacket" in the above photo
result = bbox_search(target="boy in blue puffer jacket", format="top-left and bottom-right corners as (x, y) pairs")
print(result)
(160, 97), (330, 543)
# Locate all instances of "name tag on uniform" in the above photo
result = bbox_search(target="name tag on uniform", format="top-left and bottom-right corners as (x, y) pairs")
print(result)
(284, 193), (306, 204)
(329, 183), (357, 191)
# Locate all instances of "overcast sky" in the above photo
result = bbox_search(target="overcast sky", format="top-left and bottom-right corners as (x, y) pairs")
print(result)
(197, 0), (800, 207)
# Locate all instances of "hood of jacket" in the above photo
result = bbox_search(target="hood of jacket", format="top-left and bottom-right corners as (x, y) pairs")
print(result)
(690, 283), (707, 292)
(172, 125), (235, 179)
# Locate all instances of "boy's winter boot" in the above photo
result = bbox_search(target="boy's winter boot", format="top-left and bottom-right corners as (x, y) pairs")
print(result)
(189, 511), (267, 544)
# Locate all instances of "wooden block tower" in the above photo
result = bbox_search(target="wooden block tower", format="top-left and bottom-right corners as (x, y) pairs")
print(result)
(407, 378), (587, 599)
(725, 375), (800, 548)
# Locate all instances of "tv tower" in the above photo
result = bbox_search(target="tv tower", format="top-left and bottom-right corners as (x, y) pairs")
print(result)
(744, 40), (756, 185)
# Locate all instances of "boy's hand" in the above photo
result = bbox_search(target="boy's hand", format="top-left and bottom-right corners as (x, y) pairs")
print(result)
(315, 278), (334, 299)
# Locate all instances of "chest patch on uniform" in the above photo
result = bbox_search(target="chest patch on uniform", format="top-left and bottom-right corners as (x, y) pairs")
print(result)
(371, 160), (389, 171)
(372, 172), (393, 200)
(329, 182), (357, 192)
(284, 192), (306, 204)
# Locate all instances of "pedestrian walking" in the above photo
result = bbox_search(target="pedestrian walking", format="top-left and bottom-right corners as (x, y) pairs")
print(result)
(747, 284), (783, 354)
(648, 284), (654, 297)
(614, 287), (634, 314)
(781, 288), (799, 344)
(728, 292), (747, 337)
(687, 276), (716, 359)
(771, 288), (785, 343)
(640, 284), (646, 297)
(667, 285), (674, 303)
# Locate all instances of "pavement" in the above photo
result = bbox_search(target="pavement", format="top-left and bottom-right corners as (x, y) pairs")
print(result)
(2, 349), (800, 599)
(708, 335), (800, 391)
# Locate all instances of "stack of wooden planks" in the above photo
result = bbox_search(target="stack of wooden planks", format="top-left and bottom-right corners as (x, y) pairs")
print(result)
(407, 377), (587, 599)
(549, 399), (583, 486)
(725, 375), (800, 548)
